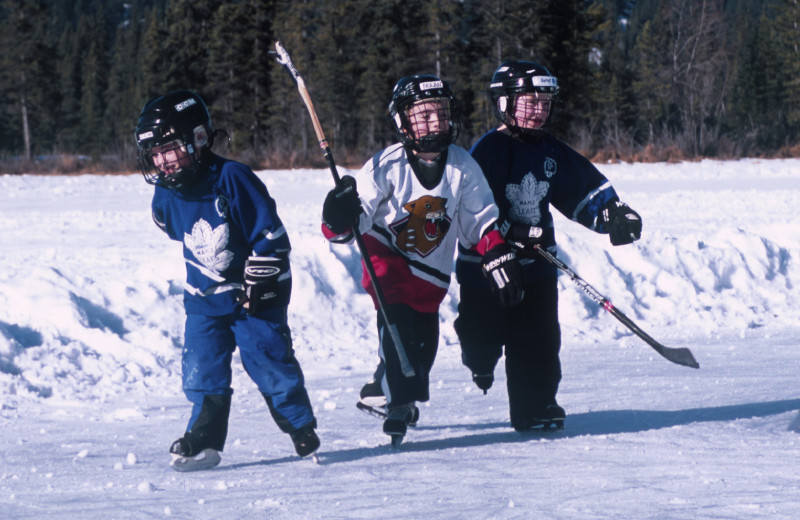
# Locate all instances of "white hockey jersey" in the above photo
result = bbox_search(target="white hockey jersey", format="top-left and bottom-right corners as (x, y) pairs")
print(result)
(324, 143), (500, 313)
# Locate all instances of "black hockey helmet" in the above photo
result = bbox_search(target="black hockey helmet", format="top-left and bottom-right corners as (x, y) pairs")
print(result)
(134, 90), (214, 189)
(388, 74), (460, 154)
(488, 60), (559, 135)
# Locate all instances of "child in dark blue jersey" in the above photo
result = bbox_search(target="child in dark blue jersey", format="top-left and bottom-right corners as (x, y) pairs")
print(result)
(134, 90), (318, 471)
(455, 61), (643, 431)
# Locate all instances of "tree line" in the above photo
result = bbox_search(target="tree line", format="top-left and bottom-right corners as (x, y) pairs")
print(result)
(1, 0), (798, 173)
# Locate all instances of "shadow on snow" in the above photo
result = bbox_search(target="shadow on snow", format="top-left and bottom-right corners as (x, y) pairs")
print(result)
(221, 398), (800, 469)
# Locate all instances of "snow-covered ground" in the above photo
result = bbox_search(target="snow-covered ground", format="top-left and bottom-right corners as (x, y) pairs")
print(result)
(1, 158), (799, 519)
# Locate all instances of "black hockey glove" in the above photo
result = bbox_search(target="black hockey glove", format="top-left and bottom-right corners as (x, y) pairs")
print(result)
(322, 175), (362, 234)
(481, 243), (525, 307)
(602, 200), (642, 246)
(505, 223), (544, 257)
(238, 256), (287, 314)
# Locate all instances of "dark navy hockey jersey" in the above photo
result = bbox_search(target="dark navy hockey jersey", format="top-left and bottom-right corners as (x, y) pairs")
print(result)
(151, 154), (291, 316)
(456, 129), (619, 287)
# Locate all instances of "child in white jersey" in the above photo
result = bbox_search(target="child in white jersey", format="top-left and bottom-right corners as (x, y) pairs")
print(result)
(321, 75), (524, 443)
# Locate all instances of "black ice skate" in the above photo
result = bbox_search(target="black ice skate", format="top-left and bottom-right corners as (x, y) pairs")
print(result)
(513, 404), (566, 432)
(290, 425), (320, 458)
(472, 372), (494, 394)
(357, 400), (419, 427)
(358, 377), (387, 408)
(383, 403), (418, 447)
(169, 435), (221, 472)
(357, 376), (389, 420)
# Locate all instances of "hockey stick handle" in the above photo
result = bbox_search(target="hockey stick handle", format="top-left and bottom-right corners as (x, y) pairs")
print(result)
(273, 42), (338, 179)
(272, 42), (414, 377)
(534, 245), (699, 369)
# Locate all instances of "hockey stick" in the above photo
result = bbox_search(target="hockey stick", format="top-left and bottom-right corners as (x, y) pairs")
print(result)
(271, 42), (415, 378)
(534, 244), (699, 369)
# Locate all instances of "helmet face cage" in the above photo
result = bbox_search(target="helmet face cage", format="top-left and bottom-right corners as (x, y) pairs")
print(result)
(388, 75), (460, 154)
(134, 90), (212, 189)
(489, 61), (559, 136)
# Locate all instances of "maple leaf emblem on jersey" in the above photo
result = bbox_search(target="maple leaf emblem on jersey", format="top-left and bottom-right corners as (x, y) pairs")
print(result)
(184, 218), (234, 274)
(505, 173), (549, 225)
(389, 195), (451, 257)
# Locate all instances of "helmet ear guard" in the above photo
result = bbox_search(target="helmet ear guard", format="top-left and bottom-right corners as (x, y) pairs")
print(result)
(497, 96), (508, 113)
(193, 125), (209, 149)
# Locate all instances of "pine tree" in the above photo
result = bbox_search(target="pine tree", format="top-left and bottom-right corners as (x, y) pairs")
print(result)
(77, 7), (110, 158)
(161, 0), (224, 93)
(105, 1), (145, 164)
(206, 0), (276, 159)
(774, 0), (800, 141)
(0, 0), (59, 160)
(630, 20), (670, 147)
(137, 5), (167, 100)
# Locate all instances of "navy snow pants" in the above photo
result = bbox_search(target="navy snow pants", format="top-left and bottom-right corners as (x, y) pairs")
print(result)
(455, 279), (562, 429)
(181, 309), (315, 451)
(377, 303), (439, 406)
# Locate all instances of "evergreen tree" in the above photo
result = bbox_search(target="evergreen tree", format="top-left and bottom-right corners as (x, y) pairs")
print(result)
(774, 0), (800, 140)
(0, 0), (59, 160)
(105, 0), (146, 164)
(137, 5), (168, 100)
(630, 20), (670, 147)
(267, 0), (319, 164)
(161, 0), (224, 93)
(77, 7), (111, 158)
(207, 0), (276, 159)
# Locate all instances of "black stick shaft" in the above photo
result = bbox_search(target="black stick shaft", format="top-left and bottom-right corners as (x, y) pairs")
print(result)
(534, 245), (699, 369)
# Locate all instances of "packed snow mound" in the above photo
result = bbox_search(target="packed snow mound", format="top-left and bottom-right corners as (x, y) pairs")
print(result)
(1, 160), (799, 405)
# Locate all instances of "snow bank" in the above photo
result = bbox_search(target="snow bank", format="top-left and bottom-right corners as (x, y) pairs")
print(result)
(1, 160), (799, 406)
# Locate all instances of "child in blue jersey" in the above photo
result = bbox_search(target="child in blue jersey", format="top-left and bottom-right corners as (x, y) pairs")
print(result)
(455, 61), (643, 431)
(134, 90), (318, 471)
(321, 75), (524, 443)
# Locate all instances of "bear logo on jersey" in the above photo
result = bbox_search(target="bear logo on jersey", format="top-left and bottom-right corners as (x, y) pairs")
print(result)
(390, 195), (451, 257)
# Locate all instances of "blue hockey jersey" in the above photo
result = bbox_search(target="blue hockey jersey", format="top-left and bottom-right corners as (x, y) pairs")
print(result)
(456, 129), (619, 286)
(151, 155), (291, 316)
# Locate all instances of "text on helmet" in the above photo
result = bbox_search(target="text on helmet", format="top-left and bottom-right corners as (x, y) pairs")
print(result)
(174, 98), (198, 112)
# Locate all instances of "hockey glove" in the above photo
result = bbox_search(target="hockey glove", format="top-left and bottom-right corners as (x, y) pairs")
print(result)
(505, 223), (544, 257)
(322, 175), (363, 234)
(238, 256), (287, 314)
(481, 243), (525, 307)
(602, 200), (642, 246)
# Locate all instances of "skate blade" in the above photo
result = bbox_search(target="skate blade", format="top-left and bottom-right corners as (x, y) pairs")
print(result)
(170, 448), (221, 472)
(357, 401), (419, 427)
(516, 419), (565, 432)
(359, 395), (387, 408)
(356, 400), (387, 420)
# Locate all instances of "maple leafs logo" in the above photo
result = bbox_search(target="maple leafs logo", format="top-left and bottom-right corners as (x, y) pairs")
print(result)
(184, 218), (234, 274)
(505, 173), (549, 225)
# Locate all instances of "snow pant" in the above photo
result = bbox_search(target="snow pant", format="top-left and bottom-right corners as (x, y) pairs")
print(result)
(377, 303), (439, 406)
(455, 279), (561, 430)
(181, 309), (316, 451)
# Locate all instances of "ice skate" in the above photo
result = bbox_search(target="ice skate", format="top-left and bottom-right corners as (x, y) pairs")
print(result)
(290, 425), (320, 458)
(169, 436), (221, 472)
(513, 404), (566, 432)
(472, 372), (494, 394)
(383, 403), (417, 446)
